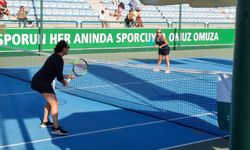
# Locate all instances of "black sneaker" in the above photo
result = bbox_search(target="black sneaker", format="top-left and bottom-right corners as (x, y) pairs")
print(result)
(51, 126), (69, 136)
(40, 121), (53, 128)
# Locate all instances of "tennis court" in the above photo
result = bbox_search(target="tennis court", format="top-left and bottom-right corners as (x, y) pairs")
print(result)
(0, 48), (232, 150)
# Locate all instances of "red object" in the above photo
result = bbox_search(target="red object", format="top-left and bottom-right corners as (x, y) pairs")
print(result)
(0, 0), (7, 5)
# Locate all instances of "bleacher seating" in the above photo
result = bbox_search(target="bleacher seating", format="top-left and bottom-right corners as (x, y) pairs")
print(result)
(159, 4), (235, 23)
(5, 0), (236, 25)
(7, 0), (99, 22)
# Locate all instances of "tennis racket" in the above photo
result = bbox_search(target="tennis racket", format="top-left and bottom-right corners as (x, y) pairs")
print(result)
(67, 58), (88, 82)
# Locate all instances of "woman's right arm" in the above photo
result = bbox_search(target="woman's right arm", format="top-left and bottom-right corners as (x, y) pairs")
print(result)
(55, 59), (65, 82)
(56, 62), (68, 86)
(0, 5), (6, 10)
(154, 38), (159, 48)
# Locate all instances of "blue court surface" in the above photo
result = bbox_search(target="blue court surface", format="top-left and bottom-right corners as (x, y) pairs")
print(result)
(0, 57), (232, 150)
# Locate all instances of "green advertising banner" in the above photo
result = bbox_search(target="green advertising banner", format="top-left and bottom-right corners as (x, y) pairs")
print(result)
(0, 28), (235, 51)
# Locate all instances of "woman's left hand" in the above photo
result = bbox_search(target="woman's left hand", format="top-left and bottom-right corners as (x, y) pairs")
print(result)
(68, 75), (76, 80)
(65, 75), (76, 80)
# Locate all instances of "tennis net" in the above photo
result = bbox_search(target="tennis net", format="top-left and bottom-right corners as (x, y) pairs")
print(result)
(0, 47), (230, 136)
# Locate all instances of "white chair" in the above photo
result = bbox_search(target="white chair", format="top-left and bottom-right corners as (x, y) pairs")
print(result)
(46, 16), (54, 20)
(77, 17), (83, 21)
(72, 10), (79, 16)
(91, 17), (99, 21)
(50, 2), (56, 8)
(231, 8), (236, 13)
(28, 2), (33, 8)
(14, 1), (21, 7)
(63, 3), (69, 8)
(55, 16), (62, 20)
(36, 2), (41, 7)
(83, 4), (90, 9)
(229, 14), (235, 18)
(44, 2), (50, 8)
(29, 9), (35, 15)
(77, 4), (83, 9)
(66, 10), (73, 15)
(56, 3), (63, 8)
(80, 10), (86, 16)
(21, 1), (28, 7)
(8, 1), (13, 6)
(64, 17), (71, 21)
(44, 9), (52, 15)
(102, 0), (109, 3)
(84, 17), (91, 21)
(36, 9), (40, 15)
(43, 16), (48, 20)
(52, 9), (59, 15)
(86, 10), (92, 16)
(59, 10), (66, 15)
(70, 17), (77, 21)
(70, 3), (77, 9)
(92, 11), (99, 16)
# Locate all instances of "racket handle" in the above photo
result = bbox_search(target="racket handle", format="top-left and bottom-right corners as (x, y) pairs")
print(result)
(67, 78), (71, 82)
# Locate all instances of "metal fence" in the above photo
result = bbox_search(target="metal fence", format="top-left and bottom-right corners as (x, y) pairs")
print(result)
(0, 19), (235, 29)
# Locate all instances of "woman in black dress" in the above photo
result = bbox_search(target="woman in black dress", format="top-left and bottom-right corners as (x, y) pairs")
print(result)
(153, 29), (171, 73)
(31, 40), (74, 136)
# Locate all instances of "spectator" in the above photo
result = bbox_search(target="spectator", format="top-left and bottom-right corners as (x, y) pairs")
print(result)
(110, 2), (124, 20)
(136, 7), (143, 27)
(0, 24), (5, 33)
(128, 0), (138, 10)
(0, 0), (11, 19)
(124, 9), (136, 28)
(16, 6), (28, 22)
(112, 0), (120, 5)
(99, 10), (108, 28)
(0, 10), (3, 20)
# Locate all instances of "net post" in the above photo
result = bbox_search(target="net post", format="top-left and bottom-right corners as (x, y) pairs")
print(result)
(39, 0), (44, 52)
(178, 4), (182, 50)
(173, 28), (177, 50)
(230, 0), (250, 149)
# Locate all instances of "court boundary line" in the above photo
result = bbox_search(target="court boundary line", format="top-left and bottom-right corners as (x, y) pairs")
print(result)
(168, 112), (216, 121)
(0, 120), (166, 149)
(0, 91), (37, 97)
(158, 136), (228, 150)
(0, 74), (212, 97)
(60, 75), (215, 91)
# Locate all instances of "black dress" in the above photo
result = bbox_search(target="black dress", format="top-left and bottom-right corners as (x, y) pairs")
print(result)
(31, 53), (64, 94)
(155, 36), (170, 56)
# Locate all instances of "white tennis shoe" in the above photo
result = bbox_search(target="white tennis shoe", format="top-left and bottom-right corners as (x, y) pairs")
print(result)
(153, 66), (161, 72)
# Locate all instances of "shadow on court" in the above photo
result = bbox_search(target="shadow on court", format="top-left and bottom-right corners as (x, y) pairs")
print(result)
(0, 65), (228, 150)
(58, 64), (228, 136)
(129, 58), (233, 72)
(0, 75), (216, 150)
(0, 72), (43, 150)
(50, 109), (216, 150)
(193, 58), (233, 66)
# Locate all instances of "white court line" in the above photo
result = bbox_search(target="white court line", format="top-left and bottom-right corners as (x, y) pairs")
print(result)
(158, 136), (228, 150)
(0, 91), (37, 97)
(0, 76), (204, 97)
(0, 120), (166, 149)
(168, 112), (216, 121)
(61, 76), (208, 91)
